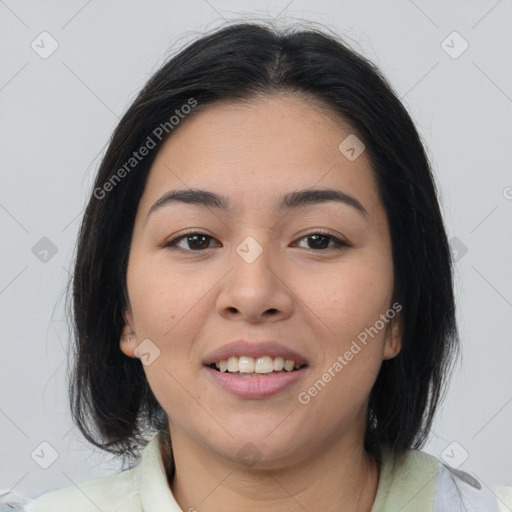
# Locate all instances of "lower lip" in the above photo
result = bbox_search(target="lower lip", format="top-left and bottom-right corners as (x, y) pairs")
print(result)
(204, 366), (307, 399)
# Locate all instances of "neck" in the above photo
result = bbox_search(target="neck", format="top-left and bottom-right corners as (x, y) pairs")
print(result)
(166, 428), (380, 512)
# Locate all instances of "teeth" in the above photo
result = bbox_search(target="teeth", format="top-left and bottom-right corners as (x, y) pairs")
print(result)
(254, 356), (273, 373)
(227, 356), (238, 372)
(238, 356), (255, 373)
(283, 359), (295, 371)
(273, 357), (284, 371)
(212, 355), (304, 374)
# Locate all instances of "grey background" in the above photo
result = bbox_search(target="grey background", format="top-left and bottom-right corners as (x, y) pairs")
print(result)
(1, 0), (511, 501)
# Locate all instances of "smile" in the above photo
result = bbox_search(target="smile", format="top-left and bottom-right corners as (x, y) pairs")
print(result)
(210, 355), (307, 374)
(205, 358), (308, 399)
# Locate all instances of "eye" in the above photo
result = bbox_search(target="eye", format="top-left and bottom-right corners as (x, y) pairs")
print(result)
(292, 231), (349, 251)
(163, 231), (219, 252)
(163, 230), (349, 253)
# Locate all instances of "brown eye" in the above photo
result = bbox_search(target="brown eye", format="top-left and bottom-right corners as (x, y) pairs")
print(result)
(293, 232), (349, 251)
(164, 232), (218, 252)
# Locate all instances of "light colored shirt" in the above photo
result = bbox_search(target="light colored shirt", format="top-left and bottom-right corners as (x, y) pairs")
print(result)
(2, 431), (508, 512)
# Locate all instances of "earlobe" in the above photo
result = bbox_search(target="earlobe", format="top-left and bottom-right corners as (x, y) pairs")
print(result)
(383, 317), (402, 360)
(119, 320), (138, 358)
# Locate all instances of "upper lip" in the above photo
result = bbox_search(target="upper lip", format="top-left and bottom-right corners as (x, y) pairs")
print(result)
(203, 340), (309, 366)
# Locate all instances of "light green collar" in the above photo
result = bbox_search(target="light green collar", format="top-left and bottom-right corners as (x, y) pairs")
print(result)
(371, 447), (439, 512)
(139, 434), (440, 512)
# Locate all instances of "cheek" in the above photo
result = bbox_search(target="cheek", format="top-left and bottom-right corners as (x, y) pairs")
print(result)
(127, 257), (206, 418)
(300, 255), (394, 345)
(127, 254), (209, 339)
(310, 258), (394, 404)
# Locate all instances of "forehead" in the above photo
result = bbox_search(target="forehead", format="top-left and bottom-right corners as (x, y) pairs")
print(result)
(138, 94), (382, 220)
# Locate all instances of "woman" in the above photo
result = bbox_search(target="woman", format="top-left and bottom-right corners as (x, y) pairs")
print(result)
(15, 21), (510, 512)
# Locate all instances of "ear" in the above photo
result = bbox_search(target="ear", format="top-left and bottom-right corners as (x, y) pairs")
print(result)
(119, 310), (139, 359)
(382, 314), (402, 361)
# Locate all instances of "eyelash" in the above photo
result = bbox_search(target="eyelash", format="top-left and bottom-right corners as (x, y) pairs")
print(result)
(162, 229), (349, 253)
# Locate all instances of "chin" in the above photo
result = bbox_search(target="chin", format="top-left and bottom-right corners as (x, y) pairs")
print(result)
(209, 431), (309, 469)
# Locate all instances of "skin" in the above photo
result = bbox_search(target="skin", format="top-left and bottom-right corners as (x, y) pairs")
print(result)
(120, 94), (402, 512)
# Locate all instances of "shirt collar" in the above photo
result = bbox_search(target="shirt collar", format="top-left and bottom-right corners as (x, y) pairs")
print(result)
(136, 432), (183, 511)
(370, 447), (438, 512)
(136, 433), (439, 512)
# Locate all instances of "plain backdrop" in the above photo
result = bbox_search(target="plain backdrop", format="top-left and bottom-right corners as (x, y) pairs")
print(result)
(1, 0), (511, 501)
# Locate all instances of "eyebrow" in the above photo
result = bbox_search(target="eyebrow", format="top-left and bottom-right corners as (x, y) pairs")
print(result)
(147, 187), (369, 219)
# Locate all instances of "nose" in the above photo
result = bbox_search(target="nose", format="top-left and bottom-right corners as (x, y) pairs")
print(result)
(215, 236), (294, 323)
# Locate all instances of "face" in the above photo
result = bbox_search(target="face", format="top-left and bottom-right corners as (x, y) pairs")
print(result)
(120, 94), (401, 469)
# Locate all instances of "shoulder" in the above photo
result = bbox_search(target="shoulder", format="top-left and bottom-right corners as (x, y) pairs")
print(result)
(432, 462), (512, 512)
(18, 432), (170, 512)
(372, 448), (440, 511)
(372, 448), (512, 512)
(24, 468), (141, 512)
(1, 490), (33, 511)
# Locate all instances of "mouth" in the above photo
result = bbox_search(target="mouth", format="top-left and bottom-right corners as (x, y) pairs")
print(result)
(204, 356), (309, 398)
(207, 355), (308, 376)
(202, 341), (309, 397)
